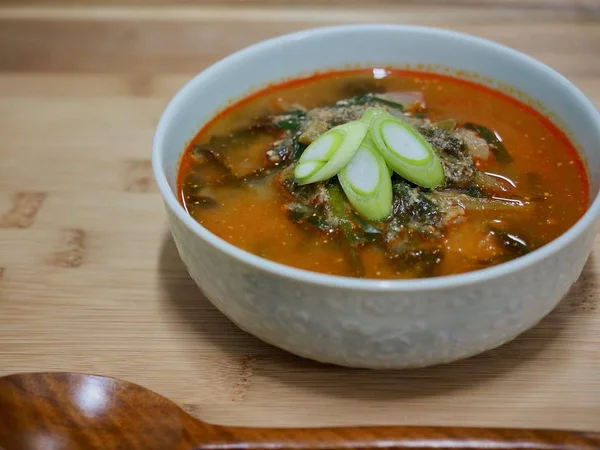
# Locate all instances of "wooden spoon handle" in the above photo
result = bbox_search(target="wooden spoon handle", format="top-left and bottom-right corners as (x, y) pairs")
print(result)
(196, 424), (600, 450)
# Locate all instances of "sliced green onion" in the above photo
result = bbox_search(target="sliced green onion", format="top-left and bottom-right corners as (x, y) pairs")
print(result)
(338, 139), (393, 221)
(294, 120), (368, 185)
(360, 130), (393, 176)
(360, 106), (388, 125)
(370, 113), (445, 188)
(361, 110), (392, 176)
(294, 161), (325, 179)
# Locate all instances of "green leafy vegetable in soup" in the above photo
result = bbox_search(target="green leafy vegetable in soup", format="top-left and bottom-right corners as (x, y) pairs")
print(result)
(177, 69), (588, 279)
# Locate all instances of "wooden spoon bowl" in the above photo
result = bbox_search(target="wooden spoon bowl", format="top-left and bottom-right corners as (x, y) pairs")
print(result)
(0, 372), (598, 450)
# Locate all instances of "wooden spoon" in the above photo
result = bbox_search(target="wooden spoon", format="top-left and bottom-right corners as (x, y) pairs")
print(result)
(0, 372), (598, 450)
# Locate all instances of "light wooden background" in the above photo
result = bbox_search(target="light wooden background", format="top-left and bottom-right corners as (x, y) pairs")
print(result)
(1, 0), (600, 432)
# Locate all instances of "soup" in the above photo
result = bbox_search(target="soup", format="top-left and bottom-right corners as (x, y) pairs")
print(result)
(177, 69), (588, 279)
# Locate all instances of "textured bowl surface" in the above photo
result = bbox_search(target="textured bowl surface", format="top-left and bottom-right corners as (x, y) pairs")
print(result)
(153, 25), (600, 369)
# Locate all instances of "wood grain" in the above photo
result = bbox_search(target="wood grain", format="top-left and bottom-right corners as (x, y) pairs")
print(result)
(1, 372), (599, 450)
(0, 7), (599, 74)
(0, 0), (599, 434)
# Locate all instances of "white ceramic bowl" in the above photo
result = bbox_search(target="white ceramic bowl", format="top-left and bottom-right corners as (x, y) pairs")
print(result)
(153, 25), (600, 369)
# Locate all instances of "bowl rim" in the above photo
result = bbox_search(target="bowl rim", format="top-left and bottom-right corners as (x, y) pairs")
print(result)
(152, 23), (600, 292)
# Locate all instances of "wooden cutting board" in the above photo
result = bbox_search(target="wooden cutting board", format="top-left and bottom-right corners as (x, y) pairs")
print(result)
(1, 0), (599, 432)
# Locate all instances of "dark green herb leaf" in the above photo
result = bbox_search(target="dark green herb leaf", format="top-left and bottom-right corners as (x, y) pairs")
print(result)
(352, 213), (383, 242)
(392, 180), (441, 226)
(278, 170), (319, 202)
(371, 95), (406, 111)
(292, 136), (307, 160)
(336, 93), (405, 112)
(191, 145), (235, 178)
(411, 197), (439, 225)
(490, 227), (531, 257)
(328, 185), (359, 245)
(286, 203), (330, 233)
(306, 215), (331, 233)
(327, 185), (365, 277)
(287, 203), (309, 222)
(275, 110), (306, 131)
(464, 123), (513, 163)
(388, 246), (443, 278)
(268, 131), (306, 164)
(465, 185), (487, 198)
(417, 125), (464, 157)
(276, 118), (302, 130)
(336, 94), (373, 107)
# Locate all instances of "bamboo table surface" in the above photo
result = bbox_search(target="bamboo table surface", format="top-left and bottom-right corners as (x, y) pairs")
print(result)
(1, 0), (600, 432)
